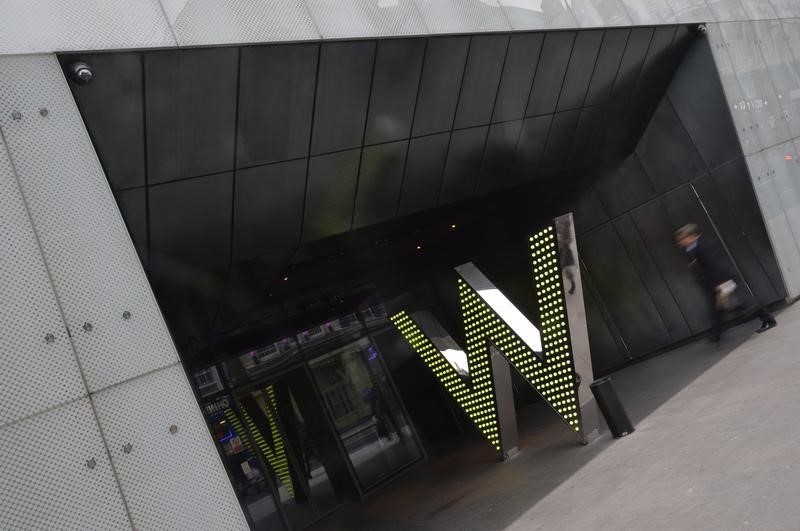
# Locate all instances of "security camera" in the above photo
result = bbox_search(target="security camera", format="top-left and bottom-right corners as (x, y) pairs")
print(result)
(696, 24), (707, 35)
(69, 61), (93, 84)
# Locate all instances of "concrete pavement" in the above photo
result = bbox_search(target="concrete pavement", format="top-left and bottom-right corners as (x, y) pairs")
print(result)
(316, 301), (800, 530)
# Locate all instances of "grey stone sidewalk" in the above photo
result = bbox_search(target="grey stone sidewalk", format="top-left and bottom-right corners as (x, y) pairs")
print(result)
(316, 302), (800, 531)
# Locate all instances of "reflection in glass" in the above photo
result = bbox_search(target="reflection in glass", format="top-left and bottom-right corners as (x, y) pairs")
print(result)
(239, 370), (345, 529)
(192, 365), (224, 397)
(207, 404), (285, 531)
(297, 312), (362, 347)
(309, 338), (423, 490)
(238, 337), (301, 377)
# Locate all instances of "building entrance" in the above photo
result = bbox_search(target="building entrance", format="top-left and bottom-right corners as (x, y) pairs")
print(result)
(198, 309), (424, 529)
(307, 338), (423, 491)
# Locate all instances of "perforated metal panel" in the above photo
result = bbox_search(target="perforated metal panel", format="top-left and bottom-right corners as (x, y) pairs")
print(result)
(0, 54), (178, 393)
(162, 0), (320, 45)
(0, 0), (175, 54)
(769, 0), (800, 18)
(92, 364), (249, 531)
(719, 21), (791, 151)
(746, 143), (800, 299)
(0, 136), (85, 427)
(499, 0), (578, 30)
(666, 0), (713, 22)
(705, 0), (749, 22)
(412, 0), (511, 33)
(0, 398), (131, 529)
(706, 23), (763, 155)
(739, 0), (777, 20)
(571, 0), (632, 27)
(618, 0), (676, 23)
(305, 0), (428, 38)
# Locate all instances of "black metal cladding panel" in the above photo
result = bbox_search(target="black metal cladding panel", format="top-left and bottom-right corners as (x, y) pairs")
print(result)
(214, 250), (293, 332)
(148, 172), (233, 272)
(476, 120), (523, 193)
(591, 155), (656, 218)
(115, 188), (148, 265)
(453, 34), (509, 129)
(692, 173), (780, 305)
(581, 275), (628, 374)
(601, 99), (633, 162)
(612, 214), (692, 342)
(152, 268), (226, 349)
(353, 140), (407, 228)
(514, 114), (551, 182)
(145, 48), (238, 184)
(625, 96), (661, 154)
(237, 44), (318, 167)
(412, 36), (470, 137)
(302, 149), (360, 241)
(629, 198), (712, 334)
(64, 52), (145, 190)
(561, 183), (608, 235)
(667, 40), (741, 171)
(233, 159), (307, 261)
(311, 41), (375, 155)
(365, 39), (426, 145)
(585, 29), (629, 106)
(611, 27), (653, 101)
(636, 98), (707, 193)
(439, 126), (488, 205)
(557, 30), (603, 112)
(712, 158), (785, 297)
(635, 26), (677, 97)
(539, 109), (580, 177)
(527, 31), (576, 117)
(493, 33), (544, 123)
(397, 133), (449, 216)
(579, 222), (672, 356)
(567, 104), (605, 169)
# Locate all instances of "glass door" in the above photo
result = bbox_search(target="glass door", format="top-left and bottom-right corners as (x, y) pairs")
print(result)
(236, 367), (355, 529)
(308, 338), (423, 490)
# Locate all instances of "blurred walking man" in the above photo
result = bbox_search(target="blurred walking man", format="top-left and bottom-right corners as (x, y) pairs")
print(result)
(675, 223), (776, 342)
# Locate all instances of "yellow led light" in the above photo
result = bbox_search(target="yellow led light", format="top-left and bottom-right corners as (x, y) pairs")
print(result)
(391, 224), (583, 450)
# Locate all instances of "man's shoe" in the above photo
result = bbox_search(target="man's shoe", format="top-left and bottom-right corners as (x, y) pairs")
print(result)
(756, 320), (777, 334)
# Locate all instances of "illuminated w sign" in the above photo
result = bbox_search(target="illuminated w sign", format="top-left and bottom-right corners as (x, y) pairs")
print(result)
(391, 216), (593, 457)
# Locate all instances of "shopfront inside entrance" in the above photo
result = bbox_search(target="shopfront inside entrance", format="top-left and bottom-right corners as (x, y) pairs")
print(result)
(195, 307), (425, 530)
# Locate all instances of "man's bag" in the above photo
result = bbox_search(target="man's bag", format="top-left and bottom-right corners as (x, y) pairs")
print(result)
(716, 279), (741, 311)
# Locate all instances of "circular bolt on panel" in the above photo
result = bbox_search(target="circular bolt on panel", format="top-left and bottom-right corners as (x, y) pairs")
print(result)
(44, 333), (55, 344)
(86, 458), (96, 469)
(169, 424), (178, 434)
(122, 310), (131, 320)
(39, 108), (48, 117)
(82, 322), (93, 333)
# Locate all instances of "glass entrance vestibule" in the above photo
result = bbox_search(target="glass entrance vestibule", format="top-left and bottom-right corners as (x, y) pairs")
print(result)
(194, 306), (424, 530)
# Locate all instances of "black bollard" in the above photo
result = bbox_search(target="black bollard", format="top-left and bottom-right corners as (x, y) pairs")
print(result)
(590, 377), (634, 438)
